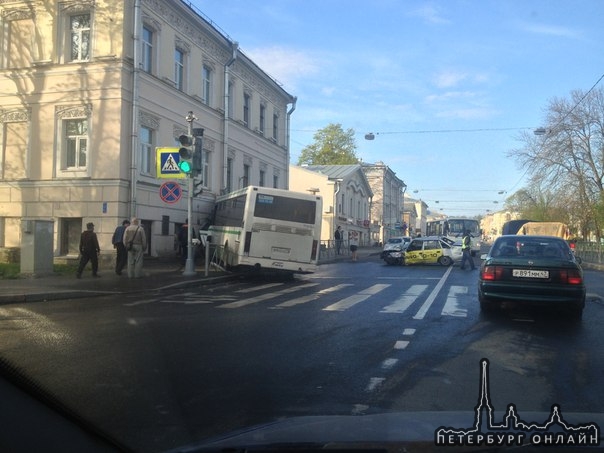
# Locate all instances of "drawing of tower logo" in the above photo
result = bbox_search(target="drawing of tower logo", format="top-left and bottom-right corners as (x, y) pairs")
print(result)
(435, 358), (600, 447)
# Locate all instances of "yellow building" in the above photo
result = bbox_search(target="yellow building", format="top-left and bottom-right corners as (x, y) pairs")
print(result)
(289, 165), (373, 247)
(0, 0), (295, 260)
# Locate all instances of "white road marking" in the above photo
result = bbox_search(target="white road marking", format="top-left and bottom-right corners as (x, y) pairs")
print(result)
(381, 358), (399, 369)
(322, 284), (390, 312)
(272, 284), (353, 308)
(413, 266), (453, 319)
(217, 283), (319, 308)
(380, 285), (428, 313)
(441, 285), (469, 317)
(394, 340), (410, 350)
(365, 377), (385, 392)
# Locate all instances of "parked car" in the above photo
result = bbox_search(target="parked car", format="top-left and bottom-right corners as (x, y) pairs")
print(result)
(380, 236), (412, 264)
(404, 236), (462, 266)
(478, 235), (585, 318)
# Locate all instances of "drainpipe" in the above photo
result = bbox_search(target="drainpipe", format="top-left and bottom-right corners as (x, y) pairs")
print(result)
(333, 178), (342, 232)
(130, 0), (142, 218)
(285, 96), (297, 189)
(222, 41), (238, 194)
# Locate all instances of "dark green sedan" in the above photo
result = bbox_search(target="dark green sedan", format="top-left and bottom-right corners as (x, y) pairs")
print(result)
(478, 235), (586, 318)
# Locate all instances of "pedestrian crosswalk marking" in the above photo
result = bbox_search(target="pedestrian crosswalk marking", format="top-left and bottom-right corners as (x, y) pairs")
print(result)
(234, 283), (283, 293)
(217, 283), (319, 309)
(272, 284), (353, 308)
(380, 285), (428, 313)
(322, 284), (390, 312)
(413, 266), (453, 319)
(441, 285), (469, 317)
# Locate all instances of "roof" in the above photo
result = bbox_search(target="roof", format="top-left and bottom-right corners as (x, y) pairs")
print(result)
(298, 164), (373, 198)
(301, 164), (363, 180)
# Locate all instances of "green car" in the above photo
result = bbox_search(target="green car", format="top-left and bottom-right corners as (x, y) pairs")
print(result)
(478, 235), (585, 318)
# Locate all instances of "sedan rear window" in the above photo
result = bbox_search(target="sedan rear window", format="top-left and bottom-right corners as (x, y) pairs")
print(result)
(493, 239), (568, 258)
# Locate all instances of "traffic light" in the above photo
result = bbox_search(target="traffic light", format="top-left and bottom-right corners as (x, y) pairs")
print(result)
(192, 128), (204, 176)
(178, 134), (194, 174)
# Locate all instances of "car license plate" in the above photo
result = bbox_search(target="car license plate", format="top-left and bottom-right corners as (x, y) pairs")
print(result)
(513, 269), (549, 278)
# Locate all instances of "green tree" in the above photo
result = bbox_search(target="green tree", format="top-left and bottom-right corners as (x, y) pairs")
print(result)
(297, 123), (360, 165)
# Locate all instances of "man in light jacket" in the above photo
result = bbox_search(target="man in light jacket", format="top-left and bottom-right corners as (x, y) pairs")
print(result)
(123, 218), (147, 278)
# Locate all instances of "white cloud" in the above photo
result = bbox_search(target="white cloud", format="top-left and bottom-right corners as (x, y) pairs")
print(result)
(408, 4), (451, 24)
(520, 22), (580, 39)
(245, 46), (321, 90)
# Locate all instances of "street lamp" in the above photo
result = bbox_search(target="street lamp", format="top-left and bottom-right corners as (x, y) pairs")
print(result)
(365, 132), (375, 140)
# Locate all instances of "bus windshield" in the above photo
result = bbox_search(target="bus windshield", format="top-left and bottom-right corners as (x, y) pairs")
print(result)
(446, 218), (480, 236)
(254, 194), (316, 224)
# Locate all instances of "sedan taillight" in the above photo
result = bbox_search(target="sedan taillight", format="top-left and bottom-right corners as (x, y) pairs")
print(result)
(481, 265), (503, 281)
(559, 269), (583, 285)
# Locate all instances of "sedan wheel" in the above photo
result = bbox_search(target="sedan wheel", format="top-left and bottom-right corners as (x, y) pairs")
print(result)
(438, 256), (452, 266)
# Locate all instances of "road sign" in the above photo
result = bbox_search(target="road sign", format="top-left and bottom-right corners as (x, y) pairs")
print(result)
(156, 147), (186, 179)
(159, 181), (182, 204)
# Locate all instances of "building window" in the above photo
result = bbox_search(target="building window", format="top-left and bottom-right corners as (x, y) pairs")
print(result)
(259, 104), (265, 134)
(259, 169), (265, 187)
(243, 164), (250, 187)
(174, 48), (185, 90)
(272, 113), (278, 141)
(226, 157), (233, 193)
(202, 151), (210, 187)
(273, 174), (278, 189)
(140, 126), (153, 174)
(227, 82), (234, 119)
(142, 26), (153, 73)
(202, 65), (212, 106)
(64, 119), (88, 168)
(70, 14), (91, 61)
(3, 14), (35, 69)
(243, 93), (250, 126)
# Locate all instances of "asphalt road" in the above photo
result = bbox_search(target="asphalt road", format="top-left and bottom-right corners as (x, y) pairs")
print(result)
(1, 253), (604, 452)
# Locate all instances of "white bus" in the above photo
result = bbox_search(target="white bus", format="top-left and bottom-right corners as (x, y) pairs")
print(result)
(208, 186), (322, 274)
(425, 217), (482, 256)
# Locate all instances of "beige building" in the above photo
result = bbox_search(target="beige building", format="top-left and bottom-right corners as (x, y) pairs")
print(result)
(289, 165), (373, 247)
(404, 195), (429, 235)
(361, 162), (407, 245)
(0, 0), (295, 260)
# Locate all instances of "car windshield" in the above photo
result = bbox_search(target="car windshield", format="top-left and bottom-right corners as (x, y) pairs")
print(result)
(2, 1), (604, 452)
(492, 238), (569, 258)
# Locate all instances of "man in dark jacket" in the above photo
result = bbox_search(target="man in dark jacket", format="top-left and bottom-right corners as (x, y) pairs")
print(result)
(77, 222), (101, 278)
(112, 219), (130, 275)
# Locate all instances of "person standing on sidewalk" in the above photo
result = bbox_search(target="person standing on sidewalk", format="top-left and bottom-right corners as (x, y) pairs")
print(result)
(349, 230), (359, 261)
(123, 218), (146, 278)
(459, 230), (476, 270)
(76, 222), (100, 278)
(334, 226), (342, 255)
(111, 219), (130, 275)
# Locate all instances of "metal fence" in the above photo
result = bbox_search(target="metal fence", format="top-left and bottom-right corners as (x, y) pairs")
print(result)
(575, 241), (604, 265)
(319, 239), (350, 260)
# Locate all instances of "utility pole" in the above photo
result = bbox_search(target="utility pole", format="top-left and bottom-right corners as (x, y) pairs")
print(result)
(183, 112), (196, 276)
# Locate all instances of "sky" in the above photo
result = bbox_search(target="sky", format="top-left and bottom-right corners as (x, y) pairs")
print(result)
(189, 0), (604, 216)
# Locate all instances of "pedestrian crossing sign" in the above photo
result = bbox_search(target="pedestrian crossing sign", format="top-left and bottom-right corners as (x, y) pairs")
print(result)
(156, 147), (185, 179)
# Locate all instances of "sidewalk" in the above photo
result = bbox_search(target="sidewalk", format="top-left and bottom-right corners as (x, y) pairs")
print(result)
(0, 247), (380, 305)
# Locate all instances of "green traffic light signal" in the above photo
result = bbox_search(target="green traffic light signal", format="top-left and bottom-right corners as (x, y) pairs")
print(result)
(178, 134), (194, 174)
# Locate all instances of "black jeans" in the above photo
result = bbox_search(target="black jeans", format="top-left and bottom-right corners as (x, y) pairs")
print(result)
(77, 250), (98, 276)
(115, 243), (127, 274)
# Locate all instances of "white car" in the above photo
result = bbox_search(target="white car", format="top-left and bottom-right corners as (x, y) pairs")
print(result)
(381, 236), (412, 265)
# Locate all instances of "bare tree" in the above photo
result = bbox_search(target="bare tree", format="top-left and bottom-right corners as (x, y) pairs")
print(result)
(509, 87), (604, 240)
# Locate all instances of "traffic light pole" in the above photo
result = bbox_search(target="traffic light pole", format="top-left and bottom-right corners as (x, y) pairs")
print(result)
(183, 112), (196, 276)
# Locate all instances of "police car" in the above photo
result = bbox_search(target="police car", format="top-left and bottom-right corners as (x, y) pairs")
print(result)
(404, 236), (463, 266)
